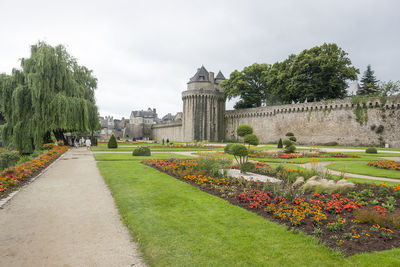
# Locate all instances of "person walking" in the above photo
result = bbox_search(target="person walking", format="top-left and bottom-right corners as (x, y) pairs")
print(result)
(74, 137), (79, 148)
(85, 137), (91, 150)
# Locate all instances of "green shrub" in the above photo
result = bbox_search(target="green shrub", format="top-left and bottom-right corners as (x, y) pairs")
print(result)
(240, 162), (255, 173)
(41, 143), (54, 150)
(237, 125), (253, 137)
(230, 144), (248, 168)
(366, 147), (378, 154)
(283, 139), (292, 147)
(0, 150), (20, 170)
(17, 155), (33, 165)
(132, 147), (151, 156)
(244, 134), (259, 147)
(277, 138), (283, 148)
(224, 143), (234, 154)
(107, 135), (118, 149)
(283, 131), (296, 153)
(285, 144), (296, 153)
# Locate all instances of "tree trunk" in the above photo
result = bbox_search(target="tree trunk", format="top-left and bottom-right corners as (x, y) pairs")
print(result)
(43, 131), (52, 144)
(53, 129), (67, 144)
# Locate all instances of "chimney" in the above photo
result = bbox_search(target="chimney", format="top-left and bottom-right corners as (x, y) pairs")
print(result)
(209, 72), (214, 83)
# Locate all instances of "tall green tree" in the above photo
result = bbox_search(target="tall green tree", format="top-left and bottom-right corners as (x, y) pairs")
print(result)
(357, 65), (379, 95)
(279, 43), (358, 103)
(227, 43), (359, 108)
(221, 63), (270, 109)
(0, 42), (101, 153)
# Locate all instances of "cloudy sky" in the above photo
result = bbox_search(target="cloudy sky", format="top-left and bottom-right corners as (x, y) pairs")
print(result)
(0, 0), (399, 119)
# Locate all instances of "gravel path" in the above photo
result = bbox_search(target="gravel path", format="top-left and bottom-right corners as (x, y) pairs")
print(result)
(0, 148), (146, 267)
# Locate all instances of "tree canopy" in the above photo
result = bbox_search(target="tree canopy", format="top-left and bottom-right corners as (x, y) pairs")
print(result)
(357, 65), (379, 95)
(223, 43), (359, 109)
(0, 41), (100, 153)
(221, 63), (270, 109)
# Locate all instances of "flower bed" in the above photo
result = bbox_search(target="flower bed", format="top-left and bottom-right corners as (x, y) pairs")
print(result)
(327, 153), (360, 158)
(143, 158), (400, 255)
(0, 146), (69, 197)
(368, 160), (400, 171)
(279, 154), (302, 159)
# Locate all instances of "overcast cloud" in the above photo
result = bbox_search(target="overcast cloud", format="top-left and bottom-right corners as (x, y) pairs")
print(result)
(0, 0), (399, 119)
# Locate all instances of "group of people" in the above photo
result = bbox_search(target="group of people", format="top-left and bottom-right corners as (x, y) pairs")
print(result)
(72, 136), (91, 150)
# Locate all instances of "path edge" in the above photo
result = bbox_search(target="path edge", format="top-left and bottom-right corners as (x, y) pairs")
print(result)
(0, 149), (69, 209)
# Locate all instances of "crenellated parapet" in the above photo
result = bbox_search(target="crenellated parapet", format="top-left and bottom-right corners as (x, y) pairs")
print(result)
(225, 96), (400, 119)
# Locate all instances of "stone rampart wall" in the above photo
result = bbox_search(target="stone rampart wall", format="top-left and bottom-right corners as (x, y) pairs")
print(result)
(224, 96), (400, 147)
(151, 121), (183, 141)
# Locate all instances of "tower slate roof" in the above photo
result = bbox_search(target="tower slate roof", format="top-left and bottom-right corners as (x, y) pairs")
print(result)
(188, 66), (209, 83)
(215, 70), (225, 80)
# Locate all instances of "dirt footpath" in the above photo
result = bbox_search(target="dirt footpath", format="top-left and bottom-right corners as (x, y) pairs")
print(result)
(0, 148), (145, 267)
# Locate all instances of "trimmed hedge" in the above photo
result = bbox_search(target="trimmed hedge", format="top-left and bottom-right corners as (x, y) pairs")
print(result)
(132, 147), (151, 156)
(366, 147), (378, 154)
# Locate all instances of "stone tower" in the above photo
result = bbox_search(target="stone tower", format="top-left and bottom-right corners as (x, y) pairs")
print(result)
(182, 66), (226, 142)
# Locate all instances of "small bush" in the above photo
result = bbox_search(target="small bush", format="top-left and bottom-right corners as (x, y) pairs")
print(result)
(230, 144), (248, 168)
(0, 150), (20, 170)
(277, 138), (283, 148)
(224, 143), (234, 154)
(285, 144), (296, 153)
(132, 147), (151, 156)
(108, 135), (118, 149)
(240, 162), (255, 173)
(283, 139), (292, 147)
(57, 140), (64, 146)
(41, 143), (54, 150)
(366, 147), (378, 154)
(237, 125), (253, 137)
(289, 136), (297, 142)
(244, 134), (259, 146)
(286, 132), (294, 137)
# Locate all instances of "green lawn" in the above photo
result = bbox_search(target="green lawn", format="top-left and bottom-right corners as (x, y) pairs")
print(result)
(255, 152), (400, 164)
(96, 155), (400, 266)
(91, 146), (222, 152)
(327, 162), (400, 179)
(94, 153), (194, 161)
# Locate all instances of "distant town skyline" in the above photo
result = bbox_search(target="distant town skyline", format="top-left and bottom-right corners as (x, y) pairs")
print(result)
(1, 0), (399, 118)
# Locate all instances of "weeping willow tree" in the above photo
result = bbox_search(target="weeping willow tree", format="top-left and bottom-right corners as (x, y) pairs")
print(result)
(0, 42), (100, 153)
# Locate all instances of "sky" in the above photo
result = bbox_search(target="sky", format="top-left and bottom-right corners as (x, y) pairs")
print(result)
(0, 0), (399, 119)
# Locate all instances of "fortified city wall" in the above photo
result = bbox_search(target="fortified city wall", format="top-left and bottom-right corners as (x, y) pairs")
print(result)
(225, 96), (400, 148)
(151, 121), (183, 141)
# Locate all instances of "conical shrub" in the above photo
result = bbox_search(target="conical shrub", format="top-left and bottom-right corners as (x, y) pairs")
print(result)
(277, 138), (283, 148)
(107, 134), (118, 149)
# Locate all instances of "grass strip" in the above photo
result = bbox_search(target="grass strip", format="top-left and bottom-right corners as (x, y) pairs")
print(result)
(327, 162), (400, 179)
